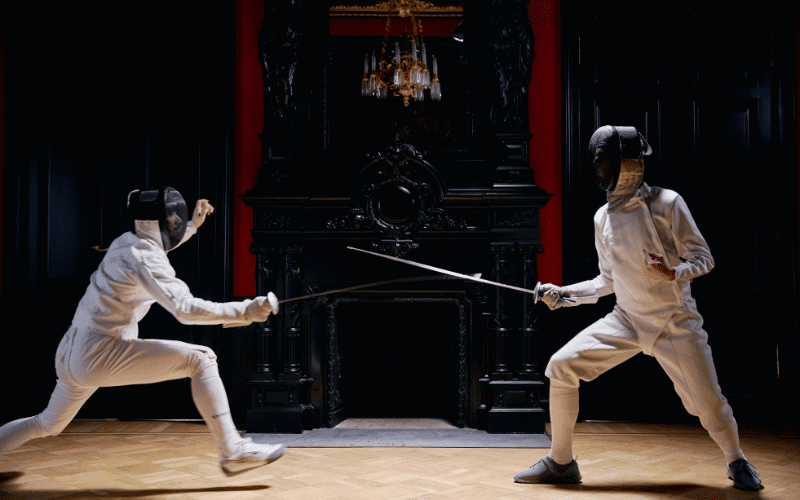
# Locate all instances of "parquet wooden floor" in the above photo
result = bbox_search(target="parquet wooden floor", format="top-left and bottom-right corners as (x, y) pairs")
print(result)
(1, 419), (797, 499)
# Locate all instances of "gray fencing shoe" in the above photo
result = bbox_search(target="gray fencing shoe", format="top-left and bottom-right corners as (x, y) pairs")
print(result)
(727, 458), (763, 491)
(514, 456), (582, 484)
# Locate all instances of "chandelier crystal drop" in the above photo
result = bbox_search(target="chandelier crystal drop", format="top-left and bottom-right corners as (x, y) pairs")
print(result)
(360, 1), (442, 107)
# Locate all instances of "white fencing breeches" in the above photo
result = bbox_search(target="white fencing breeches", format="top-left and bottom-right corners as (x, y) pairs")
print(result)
(0, 327), (241, 457)
(545, 301), (744, 464)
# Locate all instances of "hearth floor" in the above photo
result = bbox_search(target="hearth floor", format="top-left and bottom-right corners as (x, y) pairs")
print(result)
(248, 419), (551, 448)
(334, 418), (458, 430)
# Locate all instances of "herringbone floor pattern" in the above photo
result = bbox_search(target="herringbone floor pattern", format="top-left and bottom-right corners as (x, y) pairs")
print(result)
(1, 419), (797, 499)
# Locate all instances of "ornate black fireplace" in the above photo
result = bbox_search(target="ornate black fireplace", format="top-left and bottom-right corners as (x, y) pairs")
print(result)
(242, 0), (551, 434)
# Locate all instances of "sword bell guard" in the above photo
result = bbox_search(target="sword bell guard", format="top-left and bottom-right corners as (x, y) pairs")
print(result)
(532, 281), (542, 304)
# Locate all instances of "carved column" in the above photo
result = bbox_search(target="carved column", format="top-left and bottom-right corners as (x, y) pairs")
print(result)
(487, 0), (534, 132)
(520, 244), (541, 379)
(281, 249), (303, 379)
(486, 0), (537, 188)
(247, 244), (314, 434)
(484, 215), (547, 433)
(491, 244), (512, 379)
(254, 253), (278, 378)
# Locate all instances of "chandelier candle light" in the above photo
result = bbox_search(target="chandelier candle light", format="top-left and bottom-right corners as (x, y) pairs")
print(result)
(361, 0), (442, 106)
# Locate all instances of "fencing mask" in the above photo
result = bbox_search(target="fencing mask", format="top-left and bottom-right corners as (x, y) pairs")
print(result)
(127, 187), (189, 251)
(589, 125), (652, 211)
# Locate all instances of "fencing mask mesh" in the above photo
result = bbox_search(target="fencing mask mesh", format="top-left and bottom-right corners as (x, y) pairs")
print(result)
(128, 187), (189, 251)
(589, 125), (652, 211)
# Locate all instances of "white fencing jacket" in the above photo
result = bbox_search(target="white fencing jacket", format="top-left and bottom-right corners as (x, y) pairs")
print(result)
(566, 182), (714, 354)
(71, 220), (264, 339)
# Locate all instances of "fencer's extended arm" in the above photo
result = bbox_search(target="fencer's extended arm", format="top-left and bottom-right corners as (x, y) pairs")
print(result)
(574, 216), (617, 299)
(541, 213), (616, 310)
(539, 279), (609, 310)
(564, 279), (607, 302)
(136, 251), (276, 327)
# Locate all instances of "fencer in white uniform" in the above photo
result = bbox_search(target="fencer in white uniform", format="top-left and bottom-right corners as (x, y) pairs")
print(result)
(514, 126), (763, 491)
(0, 187), (285, 476)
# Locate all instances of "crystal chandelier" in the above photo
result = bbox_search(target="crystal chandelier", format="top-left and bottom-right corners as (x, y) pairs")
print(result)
(361, 0), (442, 107)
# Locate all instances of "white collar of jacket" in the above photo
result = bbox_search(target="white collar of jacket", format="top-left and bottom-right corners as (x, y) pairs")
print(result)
(607, 158), (645, 213)
(134, 220), (167, 252)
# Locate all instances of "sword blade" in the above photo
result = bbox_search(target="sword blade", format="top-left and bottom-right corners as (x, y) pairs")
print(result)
(347, 246), (539, 296)
(278, 278), (401, 304)
(278, 275), (473, 304)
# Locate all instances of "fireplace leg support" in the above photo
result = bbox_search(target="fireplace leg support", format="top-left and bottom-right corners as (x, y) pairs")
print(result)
(247, 380), (314, 433)
(481, 244), (546, 433)
(247, 248), (315, 433)
(520, 245), (542, 380)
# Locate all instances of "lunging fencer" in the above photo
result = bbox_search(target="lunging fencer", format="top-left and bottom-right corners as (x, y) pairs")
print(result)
(0, 187), (286, 476)
(513, 126), (763, 491)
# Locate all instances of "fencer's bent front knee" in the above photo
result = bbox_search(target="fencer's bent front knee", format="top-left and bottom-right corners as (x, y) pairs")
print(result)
(186, 345), (218, 375)
(545, 351), (582, 389)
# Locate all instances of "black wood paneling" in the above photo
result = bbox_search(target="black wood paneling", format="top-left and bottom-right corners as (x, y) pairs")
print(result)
(2, 1), (236, 422)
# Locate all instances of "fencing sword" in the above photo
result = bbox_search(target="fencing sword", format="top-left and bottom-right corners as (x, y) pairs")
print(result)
(347, 246), (581, 304)
(277, 274), (481, 304)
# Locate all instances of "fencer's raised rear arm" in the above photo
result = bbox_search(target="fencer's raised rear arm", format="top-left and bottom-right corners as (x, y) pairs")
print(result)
(168, 200), (215, 252)
(168, 221), (197, 252)
(670, 195), (714, 282)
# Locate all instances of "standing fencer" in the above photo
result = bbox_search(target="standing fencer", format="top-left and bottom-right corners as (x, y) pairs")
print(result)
(514, 126), (763, 491)
(0, 187), (286, 476)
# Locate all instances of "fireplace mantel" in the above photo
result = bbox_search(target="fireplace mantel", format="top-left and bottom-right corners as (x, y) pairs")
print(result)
(244, 0), (550, 434)
(242, 141), (550, 433)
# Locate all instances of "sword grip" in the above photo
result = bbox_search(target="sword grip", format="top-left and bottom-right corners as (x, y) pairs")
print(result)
(533, 281), (577, 304)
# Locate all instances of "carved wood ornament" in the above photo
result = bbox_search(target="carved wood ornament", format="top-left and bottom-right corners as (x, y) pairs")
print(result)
(327, 141), (466, 256)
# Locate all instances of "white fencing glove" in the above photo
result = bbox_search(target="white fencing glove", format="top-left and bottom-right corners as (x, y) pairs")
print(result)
(267, 291), (279, 315)
(538, 283), (575, 310)
(645, 253), (676, 282)
(245, 292), (280, 322)
(192, 199), (215, 229)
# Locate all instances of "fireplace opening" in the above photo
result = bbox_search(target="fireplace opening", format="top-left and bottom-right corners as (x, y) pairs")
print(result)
(334, 298), (467, 426)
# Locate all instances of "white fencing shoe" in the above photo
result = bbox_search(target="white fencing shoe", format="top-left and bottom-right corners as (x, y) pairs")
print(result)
(220, 438), (286, 476)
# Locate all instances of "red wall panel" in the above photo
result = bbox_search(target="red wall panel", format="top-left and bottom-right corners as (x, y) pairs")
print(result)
(233, 0), (264, 296)
(527, 0), (561, 285)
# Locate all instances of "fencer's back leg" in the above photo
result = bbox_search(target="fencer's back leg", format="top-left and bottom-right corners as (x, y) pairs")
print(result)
(0, 380), (96, 452)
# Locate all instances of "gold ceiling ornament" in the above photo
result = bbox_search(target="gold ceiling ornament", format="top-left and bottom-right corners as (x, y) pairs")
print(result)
(360, 0), (442, 106)
(330, 2), (462, 18)
(376, 0), (434, 18)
